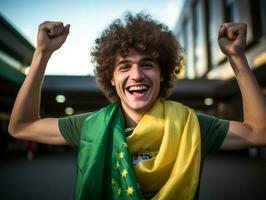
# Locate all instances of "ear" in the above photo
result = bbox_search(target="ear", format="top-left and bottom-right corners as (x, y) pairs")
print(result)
(160, 75), (164, 82)
(111, 78), (115, 86)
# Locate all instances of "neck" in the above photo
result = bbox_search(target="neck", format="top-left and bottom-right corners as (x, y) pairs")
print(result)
(122, 109), (144, 128)
(120, 104), (148, 128)
(120, 100), (159, 128)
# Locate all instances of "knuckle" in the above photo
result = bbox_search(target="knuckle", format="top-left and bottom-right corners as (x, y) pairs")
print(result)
(55, 21), (63, 27)
(224, 22), (231, 26)
(51, 24), (60, 30)
(39, 22), (46, 28)
(40, 21), (49, 26)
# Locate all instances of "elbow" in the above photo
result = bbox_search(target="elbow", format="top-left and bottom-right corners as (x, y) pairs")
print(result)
(8, 121), (23, 139)
(244, 121), (266, 146)
(8, 122), (17, 138)
(260, 128), (266, 146)
(8, 119), (38, 140)
(8, 115), (39, 140)
(250, 127), (266, 146)
(256, 125), (266, 144)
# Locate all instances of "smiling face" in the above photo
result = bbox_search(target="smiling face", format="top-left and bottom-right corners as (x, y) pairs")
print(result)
(111, 49), (163, 117)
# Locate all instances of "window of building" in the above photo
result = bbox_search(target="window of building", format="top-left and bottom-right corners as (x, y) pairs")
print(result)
(260, 0), (266, 34)
(250, 0), (266, 39)
(192, 0), (207, 77)
(181, 20), (189, 77)
(251, 0), (262, 39)
(208, 0), (217, 67)
(182, 18), (195, 79)
(223, 0), (238, 22)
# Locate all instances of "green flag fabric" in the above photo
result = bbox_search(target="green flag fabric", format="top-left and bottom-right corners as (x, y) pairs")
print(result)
(74, 103), (143, 200)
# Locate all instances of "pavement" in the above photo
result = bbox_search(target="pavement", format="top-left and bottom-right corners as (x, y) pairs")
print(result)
(0, 150), (77, 200)
(199, 151), (266, 200)
(0, 149), (266, 200)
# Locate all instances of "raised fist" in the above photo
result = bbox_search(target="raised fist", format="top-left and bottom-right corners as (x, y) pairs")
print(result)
(37, 21), (70, 53)
(218, 23), (247, 57)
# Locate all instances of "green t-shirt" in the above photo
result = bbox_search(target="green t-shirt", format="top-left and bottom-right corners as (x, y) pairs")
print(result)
(58, 112), (229, 158)
(58, 110), (229, 199)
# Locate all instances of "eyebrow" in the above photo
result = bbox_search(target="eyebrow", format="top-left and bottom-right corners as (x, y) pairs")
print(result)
(116, 57), (157, 66)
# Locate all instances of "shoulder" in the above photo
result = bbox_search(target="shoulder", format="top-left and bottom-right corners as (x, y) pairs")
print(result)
(196, 112), (229, 155)
(59, 112), (93, 128)
(161, 99), (191, 115)
(58, 112), (95, 146)
(196, 113), (229, 133)
(58, 104), (119, 146)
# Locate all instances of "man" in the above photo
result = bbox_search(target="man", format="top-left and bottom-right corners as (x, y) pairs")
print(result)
(8, 13), (266, 200)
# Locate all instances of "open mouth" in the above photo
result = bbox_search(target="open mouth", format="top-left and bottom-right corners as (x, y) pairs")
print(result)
(126, 85), (150, 96)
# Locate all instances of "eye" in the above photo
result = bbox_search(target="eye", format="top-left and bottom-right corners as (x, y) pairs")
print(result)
(119, 64), (131, 72)
(141, 61), (154, 69)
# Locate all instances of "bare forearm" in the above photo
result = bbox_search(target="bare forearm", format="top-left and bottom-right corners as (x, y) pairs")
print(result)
(9, 49), (52, 131)
(229, 55), (266, 132)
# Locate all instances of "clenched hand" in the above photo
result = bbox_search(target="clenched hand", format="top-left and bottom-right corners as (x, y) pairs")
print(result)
(218, 23), (247, 58)
(37, 21), (70, 53)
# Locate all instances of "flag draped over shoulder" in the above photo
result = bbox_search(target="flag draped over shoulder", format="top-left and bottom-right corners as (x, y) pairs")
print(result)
(74, 103), (142, 200)
(128, 100), (201, 199)
(74, 99), (201, 200)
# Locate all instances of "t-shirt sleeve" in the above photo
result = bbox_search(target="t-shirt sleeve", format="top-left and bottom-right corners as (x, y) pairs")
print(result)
(58, 112), (92, 146)
(197, 113), (229, 157)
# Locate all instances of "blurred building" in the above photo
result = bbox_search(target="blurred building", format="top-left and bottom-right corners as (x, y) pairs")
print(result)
(0, 14), (34, 151)
(174, 0), (266, 119)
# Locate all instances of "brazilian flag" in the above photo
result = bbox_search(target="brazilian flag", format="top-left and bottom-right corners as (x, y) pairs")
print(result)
(74, 103), (143, 200)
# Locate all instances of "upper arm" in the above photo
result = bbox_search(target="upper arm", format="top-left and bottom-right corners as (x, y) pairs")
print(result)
(197, 113), (229, 156)
(9, 118), (68, 145)
(220, 120), (266, 150)
(58, 112), (92, 146)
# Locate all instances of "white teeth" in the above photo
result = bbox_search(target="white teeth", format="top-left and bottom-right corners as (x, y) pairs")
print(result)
(128, 85), (148, 92)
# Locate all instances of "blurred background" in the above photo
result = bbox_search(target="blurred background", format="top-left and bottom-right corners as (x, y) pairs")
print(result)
(0, 0), (266, 199)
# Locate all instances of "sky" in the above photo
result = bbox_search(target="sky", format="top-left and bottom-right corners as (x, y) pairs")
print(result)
(0, 0), (184, 76)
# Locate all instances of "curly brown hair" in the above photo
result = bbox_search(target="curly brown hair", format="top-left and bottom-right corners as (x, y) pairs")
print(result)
(91, 12), (183, 102)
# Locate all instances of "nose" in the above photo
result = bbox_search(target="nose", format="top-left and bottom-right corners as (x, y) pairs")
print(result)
(130, 64), (144, 81)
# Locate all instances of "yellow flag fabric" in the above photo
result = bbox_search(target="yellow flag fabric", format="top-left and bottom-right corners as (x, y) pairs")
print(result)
(127, 99), (201, 200)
